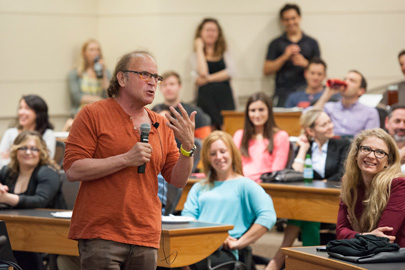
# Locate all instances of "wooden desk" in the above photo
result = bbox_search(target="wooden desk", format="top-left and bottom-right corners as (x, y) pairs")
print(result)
(282, 246), (405, 270)
(222, 110), (302, 136)
(177, 179), (341, 224)
(0, 209), (233, 268)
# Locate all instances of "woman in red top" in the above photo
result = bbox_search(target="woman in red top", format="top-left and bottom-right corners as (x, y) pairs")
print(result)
(337, 128), (405, 247)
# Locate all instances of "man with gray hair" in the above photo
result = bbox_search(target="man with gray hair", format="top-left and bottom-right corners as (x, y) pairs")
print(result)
(385, 104), (405, 172)
(64, 51), (196, 269)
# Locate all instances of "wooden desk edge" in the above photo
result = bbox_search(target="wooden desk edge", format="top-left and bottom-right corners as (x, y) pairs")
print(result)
(0, 214), (70, 225)
(261, 183), (341, 195)
(162, 224), (234, 236)
(221, 110), (302, 116)
(188, 179), (341, 195)
(281, 247), (366, 270)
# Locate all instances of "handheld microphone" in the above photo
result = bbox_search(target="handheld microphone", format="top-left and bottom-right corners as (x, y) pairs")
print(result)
(138, 123), (151, 174)
(93, 56), (104, 79)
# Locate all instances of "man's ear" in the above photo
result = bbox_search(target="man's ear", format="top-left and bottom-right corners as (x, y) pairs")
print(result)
(385, 116), (390, 130)
(303, 69), (308, 80)
(358, 87), (365, 97)
(117, 71), (127, 87)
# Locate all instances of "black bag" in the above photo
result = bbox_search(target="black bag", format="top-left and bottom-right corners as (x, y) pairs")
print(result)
(327, 248), (405, 263)
(260, 169), (304, 183)
(326, 234), (404, 264)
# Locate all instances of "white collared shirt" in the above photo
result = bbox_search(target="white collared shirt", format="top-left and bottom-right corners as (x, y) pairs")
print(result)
(311, 140), (329, 179)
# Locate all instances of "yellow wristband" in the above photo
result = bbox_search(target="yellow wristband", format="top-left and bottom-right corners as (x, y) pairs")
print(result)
(180, 144), (196, 157)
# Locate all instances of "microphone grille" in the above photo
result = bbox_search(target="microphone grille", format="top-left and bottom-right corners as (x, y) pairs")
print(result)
(140, 123), (151, 133)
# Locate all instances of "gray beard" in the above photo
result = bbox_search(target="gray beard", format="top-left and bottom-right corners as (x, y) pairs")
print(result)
(394, 133), (405, 143)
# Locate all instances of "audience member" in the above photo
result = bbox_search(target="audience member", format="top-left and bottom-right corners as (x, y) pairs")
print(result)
(0, 130), (63, 270)
(266, 109), (350, 270)
(64, 39), (112, 132)
(152, 97), (202, 172)
(312, 70), (380, 137)
(293, 109), (350, 180)
(0, 95), (55, 168)
(153, 71), (211, 139)
(182, 131), (276, 269)
(382, 50), (405, 105)
(68, 39), (111, 116)
(233, 92), (289, 182)
(263, 3), (320, 107)
(397, 50), (405, 101)
(385, 104), (405, 173)
(285, 58), (339, 108)
(400, 50), (405, 78)
(336, 128), (405, 247)
(64, 51), (195, 269)
(192, 18), (236, 130)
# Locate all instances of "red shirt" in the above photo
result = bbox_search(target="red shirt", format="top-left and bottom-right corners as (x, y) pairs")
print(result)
(337, 177), (405, 247)
(64, 99), (179, 248)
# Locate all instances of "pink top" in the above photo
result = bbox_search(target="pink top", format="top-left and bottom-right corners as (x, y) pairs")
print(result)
(233, 129), (290, 183)
(336, 177), (405, 247)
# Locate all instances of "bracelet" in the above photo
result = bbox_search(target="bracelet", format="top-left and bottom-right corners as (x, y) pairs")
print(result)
(294, 158), (304, 164)
(180, 144), (196, 157)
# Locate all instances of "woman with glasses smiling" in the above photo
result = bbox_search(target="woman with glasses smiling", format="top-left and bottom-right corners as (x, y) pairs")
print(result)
(336, 128), (405, 247)
(0, 130), (62, 209)
(0, 130), (64, 270)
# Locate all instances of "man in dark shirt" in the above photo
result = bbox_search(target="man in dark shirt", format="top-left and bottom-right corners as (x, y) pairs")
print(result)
(263, 3), (320, 107)
(381, 50), (405, 106)
(285, 58), (327, 108)
(395, 50), (405, 104)
(154, 70), (211, 140)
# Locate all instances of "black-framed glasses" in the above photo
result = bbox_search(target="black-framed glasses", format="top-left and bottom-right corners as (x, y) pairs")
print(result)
(18, 146), (39, 153)
(124, 70), (163, 83)
(359, 146), (388, 159)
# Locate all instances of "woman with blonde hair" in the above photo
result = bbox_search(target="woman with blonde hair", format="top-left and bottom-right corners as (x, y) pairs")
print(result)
(68, 39), (111, 116)
(182, 131), (276, 269)
(0, 130), (64, 270)
(337, 128), (405, 246)
(192, 18), (236, 130)
(0, 130), (61, 208)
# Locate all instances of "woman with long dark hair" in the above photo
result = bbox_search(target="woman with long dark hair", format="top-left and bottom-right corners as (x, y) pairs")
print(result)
(0, 95), (55, 167)
(192, 18), (236, 130)
(233, 92), (290, 182)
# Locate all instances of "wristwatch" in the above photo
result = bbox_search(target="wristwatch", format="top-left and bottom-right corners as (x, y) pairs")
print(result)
(180, 144), (197, 157)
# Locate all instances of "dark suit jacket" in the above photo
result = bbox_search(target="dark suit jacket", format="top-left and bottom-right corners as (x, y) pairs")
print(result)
(296, 138), (350, 181)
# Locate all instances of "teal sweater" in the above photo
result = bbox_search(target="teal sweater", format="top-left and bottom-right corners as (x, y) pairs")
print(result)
(182, 177), (276, 257)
